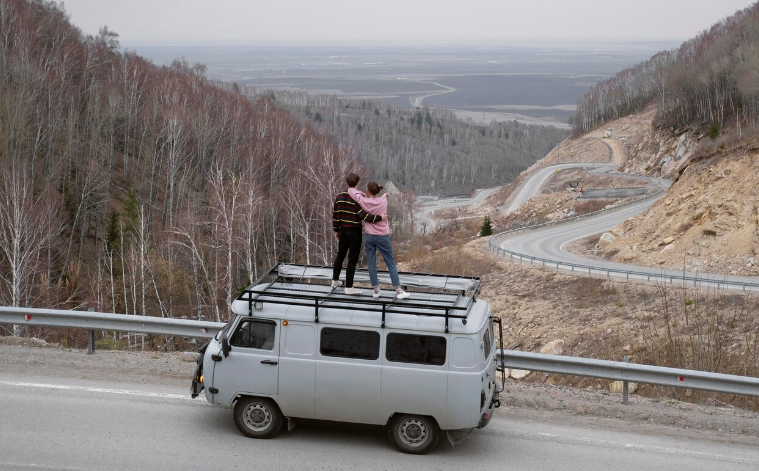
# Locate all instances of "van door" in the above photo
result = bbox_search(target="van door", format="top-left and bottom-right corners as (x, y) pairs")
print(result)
(211, 318), (279, 405)
(381, 332), (449, 429)
(277, 322), (316, 419)
(314, 326), (382, 424)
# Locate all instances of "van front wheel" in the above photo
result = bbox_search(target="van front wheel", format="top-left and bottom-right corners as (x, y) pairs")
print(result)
(234, 397), (283, 439)
(388, 414), (440, 454)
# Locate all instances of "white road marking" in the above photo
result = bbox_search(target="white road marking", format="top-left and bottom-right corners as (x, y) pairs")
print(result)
(0, 380), (199, 402)
(0, 463), (90, 471)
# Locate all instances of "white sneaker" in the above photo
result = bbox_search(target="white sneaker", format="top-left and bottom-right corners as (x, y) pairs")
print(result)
(372, 287), (381, 298)
(331, 280), (343, 288)
(395, 289), (410, 300)
(344, 287), (363, 295)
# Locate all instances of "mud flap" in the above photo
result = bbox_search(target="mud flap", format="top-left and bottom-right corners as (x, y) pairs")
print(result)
(287, 418), (297, 432)
(446, 428), (474, 448)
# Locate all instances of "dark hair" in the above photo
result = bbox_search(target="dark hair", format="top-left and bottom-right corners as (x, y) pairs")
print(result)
(367, 181), (384, 196)
(345, 172), (360, 188)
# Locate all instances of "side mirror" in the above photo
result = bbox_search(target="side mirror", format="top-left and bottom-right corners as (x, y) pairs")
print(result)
(221, 336), (231, 358)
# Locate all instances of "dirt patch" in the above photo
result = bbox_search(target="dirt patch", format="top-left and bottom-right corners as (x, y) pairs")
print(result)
(0, 336), (196, 387)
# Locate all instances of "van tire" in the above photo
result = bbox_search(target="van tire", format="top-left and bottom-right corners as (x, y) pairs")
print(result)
(388, 414), (440, 454)
(233, 397), (283, 439)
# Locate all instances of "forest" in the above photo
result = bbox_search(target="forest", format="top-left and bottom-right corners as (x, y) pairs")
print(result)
(574, 1), (759, 134)
(0, 0), (564, 335)
(270, 90), (567, 196)
(0, 0), (373, 331)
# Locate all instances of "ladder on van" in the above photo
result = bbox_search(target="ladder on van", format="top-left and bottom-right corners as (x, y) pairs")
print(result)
(236, 264), (482, 333)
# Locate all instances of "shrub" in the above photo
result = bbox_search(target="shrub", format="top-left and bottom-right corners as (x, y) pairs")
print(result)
(480, 216), (493, 237)
(708, 120), (720, 140)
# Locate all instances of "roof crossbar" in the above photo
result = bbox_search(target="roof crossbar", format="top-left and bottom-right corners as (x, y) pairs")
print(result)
(236, 263), (480, 330)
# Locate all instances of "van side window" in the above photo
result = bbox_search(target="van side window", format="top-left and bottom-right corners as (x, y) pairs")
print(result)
(386, 333), (446, 366)
(231, 319), (276, 350)
(320, 328), (379, 360)
(482, 325), (492, 360)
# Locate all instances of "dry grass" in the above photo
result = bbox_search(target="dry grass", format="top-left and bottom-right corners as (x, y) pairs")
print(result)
(573, 198), (617, 216)
(634, 282), (759, 410)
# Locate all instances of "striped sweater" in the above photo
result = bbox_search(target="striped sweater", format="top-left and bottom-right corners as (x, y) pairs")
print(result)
(332, 191), (382, 231)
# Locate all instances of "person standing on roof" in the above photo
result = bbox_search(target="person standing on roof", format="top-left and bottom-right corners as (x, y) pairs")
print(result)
(332, 173), (386, 295)
(348, 182), (410, 300)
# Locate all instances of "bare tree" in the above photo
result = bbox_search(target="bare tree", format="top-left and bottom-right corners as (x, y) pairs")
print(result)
(0, 163), (62, 333)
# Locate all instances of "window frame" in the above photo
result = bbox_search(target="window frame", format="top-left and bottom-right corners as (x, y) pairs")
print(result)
(319, 327), (381, 361)
(385, 332), (447, 367)
(230, 318), (277, 351)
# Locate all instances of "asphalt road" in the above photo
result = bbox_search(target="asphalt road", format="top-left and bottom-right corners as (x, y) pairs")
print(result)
(1, 377), (758, 471)
(504, 163), (618, 214)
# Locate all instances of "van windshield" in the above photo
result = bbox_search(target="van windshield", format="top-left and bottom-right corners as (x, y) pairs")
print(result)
(216, 315), (236, 340)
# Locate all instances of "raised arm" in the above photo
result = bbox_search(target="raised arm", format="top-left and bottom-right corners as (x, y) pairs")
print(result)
(347, 188), (385, 222)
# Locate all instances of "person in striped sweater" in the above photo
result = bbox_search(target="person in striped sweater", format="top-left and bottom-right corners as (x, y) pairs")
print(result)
(332, 173), (386, 295)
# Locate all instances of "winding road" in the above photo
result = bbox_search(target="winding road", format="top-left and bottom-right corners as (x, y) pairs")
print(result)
(495, 142), (759, 290)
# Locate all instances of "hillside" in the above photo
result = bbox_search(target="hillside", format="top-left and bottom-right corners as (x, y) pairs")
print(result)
(271, 90), (568, 196)
(0, 0), (365, 327)
(574, 1), (759, 134)
(555, 2), (759, 276)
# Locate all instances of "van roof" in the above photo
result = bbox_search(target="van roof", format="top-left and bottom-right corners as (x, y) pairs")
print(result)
(230, 264), (489, 334)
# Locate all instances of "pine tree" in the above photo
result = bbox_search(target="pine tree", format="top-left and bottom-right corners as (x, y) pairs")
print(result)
(106, 210), (122, 253)
(480, 216), (493, 237)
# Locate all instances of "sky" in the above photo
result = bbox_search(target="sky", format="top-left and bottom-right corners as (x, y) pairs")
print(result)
(57, 0), (756, 45)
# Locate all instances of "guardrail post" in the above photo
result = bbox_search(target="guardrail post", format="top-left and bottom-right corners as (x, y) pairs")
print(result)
(622, 356), (629, 405)
(86, 307), (95, 355)
(87, 329), (95, 355)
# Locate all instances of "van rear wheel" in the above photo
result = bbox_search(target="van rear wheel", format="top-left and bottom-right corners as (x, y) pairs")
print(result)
(388, 414), (440, 454)
(233, 397), (283, 439)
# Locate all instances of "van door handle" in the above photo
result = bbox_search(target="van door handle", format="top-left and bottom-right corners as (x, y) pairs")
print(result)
(261, 360), (278, 365)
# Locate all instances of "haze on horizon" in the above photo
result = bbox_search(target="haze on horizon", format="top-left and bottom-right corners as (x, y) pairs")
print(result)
(58, 0), (755, 45)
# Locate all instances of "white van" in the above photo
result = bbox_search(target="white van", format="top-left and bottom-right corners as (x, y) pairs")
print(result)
(191, 264), (504, 454)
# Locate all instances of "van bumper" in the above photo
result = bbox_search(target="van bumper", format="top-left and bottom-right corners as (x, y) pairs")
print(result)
(190, 341), (210, 399)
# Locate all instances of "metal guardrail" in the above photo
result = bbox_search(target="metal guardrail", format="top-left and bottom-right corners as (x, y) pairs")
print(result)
(499, 349), (759, 399)
(3, 307), (758, 401)
(0, 307), (224, 353)
(489, 190), (759, 292)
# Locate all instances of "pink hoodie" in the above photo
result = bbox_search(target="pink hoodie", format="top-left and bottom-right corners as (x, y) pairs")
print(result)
(348, 188), (389, 236)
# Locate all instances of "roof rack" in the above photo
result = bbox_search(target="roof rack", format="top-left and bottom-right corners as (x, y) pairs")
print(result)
(235, 263), (482, 333)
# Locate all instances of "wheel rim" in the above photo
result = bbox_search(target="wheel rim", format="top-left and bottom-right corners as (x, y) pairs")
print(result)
(242, 402), (272, 432)
(398, 417), (429, 447)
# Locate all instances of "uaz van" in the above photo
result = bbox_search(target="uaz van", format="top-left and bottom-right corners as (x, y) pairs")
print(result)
(191, 264), (504, 454)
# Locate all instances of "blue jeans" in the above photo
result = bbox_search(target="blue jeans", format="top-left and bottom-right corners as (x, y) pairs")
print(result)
(364, 234), (401, 288)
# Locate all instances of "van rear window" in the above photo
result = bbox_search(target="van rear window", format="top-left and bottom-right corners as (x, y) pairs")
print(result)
(320, 328), (380, 360)
(386, 333), (446, 366)
(482, 325), (492, 360)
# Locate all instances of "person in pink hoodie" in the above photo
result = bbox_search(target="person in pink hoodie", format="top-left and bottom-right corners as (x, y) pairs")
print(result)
(348, 182), (410, 300)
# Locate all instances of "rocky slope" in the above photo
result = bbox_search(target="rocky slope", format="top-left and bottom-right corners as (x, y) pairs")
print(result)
(595, 112), (759, 276)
